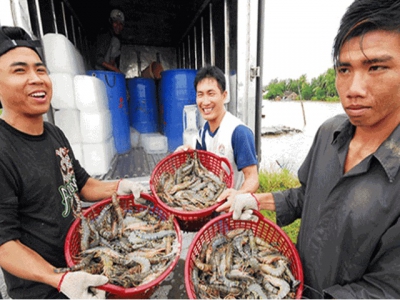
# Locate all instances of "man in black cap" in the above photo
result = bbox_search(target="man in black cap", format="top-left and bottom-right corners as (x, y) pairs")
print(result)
(0, 26), (145, 299)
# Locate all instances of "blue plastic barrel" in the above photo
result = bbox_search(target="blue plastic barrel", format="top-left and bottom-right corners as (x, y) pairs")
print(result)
(127, 78), (158, 133)
(159, 69), (197, 152)
(87, 70), (131, 154)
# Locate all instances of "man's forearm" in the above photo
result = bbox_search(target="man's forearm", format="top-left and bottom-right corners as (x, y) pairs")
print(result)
(255, 192), (276, 211)
(0, 240), (63, 289)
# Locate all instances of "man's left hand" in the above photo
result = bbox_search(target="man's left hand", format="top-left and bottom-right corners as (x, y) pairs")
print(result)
(230, 193), (259, 220)
(116, 179), (147, 199)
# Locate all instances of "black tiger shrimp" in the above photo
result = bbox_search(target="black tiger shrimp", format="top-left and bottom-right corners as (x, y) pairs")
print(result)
(156, 150), (227, 210)
(190, 228), (301, 299)
(55, 193), (180, 289)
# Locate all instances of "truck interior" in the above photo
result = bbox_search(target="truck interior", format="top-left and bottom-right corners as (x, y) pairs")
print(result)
(24, 0), (264, 183)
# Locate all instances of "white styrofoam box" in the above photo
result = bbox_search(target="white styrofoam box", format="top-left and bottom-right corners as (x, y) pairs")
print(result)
(54, 109), (82, 144)
(74, 75), (109, 112)
(49, 73), (76, 109)
(80, 110), (113, 144)
(74, 47), (86, 74)
(70, 143), (84, 168)
(130, 127), (140, 148)
(140, 132), (168, 154)
(82, 138), (114, 176)
(42, 33), (85, 75)
(183, 129), (198, 148)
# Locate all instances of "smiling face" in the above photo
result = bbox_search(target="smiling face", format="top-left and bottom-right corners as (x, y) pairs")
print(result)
(196, 77), (227, 131)
(335, 30), (400, 131)
(0, 47), (52, 122)
(112, 21), (124, 35)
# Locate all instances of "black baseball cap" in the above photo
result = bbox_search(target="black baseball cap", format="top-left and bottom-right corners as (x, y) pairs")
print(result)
(0, 26), (42, 58)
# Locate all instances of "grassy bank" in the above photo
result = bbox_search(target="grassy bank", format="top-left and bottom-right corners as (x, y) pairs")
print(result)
(258, 169), (301, 243)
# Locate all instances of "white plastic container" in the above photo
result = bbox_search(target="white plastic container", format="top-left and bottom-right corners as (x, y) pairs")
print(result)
(182, 105), (200, 148)
(80, 110), (113, 143)
(54, 109), (82, 144)
(50, 73), (76, 109)
(82, 138), (114, 176)
(183, 128), (198, 148)
(74, 75), (109, 112)
(183, 104), (199, 131)
(140, 132), (168, 154)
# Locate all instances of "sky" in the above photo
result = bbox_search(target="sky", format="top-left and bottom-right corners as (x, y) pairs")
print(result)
(263, 0), (354, 84)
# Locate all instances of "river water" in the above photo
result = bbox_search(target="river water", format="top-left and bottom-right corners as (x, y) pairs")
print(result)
(259, 100), (345, 174)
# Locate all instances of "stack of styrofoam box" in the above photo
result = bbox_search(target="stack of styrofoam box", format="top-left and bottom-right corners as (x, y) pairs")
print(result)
(43, 33), (85, 167)
(42, 33), (115, 176)
(75, 75), (116, 176)
(140, 133), (168, 154)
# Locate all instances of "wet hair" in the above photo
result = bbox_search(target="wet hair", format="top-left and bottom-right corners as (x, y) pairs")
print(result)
(0, 26), (42, 58)
(333, 0), (400, 67)
(194, 65), (226, 92)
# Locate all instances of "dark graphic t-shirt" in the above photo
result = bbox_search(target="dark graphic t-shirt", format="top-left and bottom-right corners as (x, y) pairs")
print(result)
(0, 120), (90, 298)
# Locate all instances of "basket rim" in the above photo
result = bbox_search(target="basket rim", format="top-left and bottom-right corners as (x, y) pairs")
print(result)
(149, 149), (233, 217)
(64, 193), (182, 296)
(183, 210), (304, 299)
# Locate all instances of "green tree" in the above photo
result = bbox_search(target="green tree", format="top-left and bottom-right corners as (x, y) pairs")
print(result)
(297, 74), (308, 99)
(325, 68), (338, 97)
(264, 78), (287, 99)
(263, 67), (340, 101)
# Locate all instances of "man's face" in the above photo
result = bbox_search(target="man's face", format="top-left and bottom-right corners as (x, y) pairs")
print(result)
(0, 47), (52, 118)
(335, 30), (400, 129)
(112, 21), (124, 35)
(196, 77), (227, 124)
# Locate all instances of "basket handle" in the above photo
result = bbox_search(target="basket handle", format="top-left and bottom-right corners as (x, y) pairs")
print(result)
(105, 74), (116, 88)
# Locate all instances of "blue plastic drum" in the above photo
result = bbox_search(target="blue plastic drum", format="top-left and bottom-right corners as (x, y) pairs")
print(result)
(127, 78), (158, 133)
(87, 70), (131, 154)
(159, 69), (197, 152)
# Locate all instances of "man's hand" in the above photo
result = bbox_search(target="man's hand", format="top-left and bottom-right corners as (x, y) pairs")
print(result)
(216, 188), (240, 213)
(229, 193), (259, 220)
(174, 144), (193, 152)
(116, 179), (147, 199)
(58, 271), (108, 299)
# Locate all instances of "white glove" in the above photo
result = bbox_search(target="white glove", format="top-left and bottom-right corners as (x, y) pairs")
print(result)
(116, 179), (147, 199)
(58, 271), (108, 299)
(230, 193), (259, 220)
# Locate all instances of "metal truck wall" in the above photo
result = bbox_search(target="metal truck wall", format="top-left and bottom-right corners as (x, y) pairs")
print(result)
(175, 0), (260, 136)
(0, 0), (33, 36)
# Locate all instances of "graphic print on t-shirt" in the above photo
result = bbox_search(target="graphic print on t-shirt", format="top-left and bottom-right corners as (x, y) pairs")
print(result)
(56, 147), (79, 217)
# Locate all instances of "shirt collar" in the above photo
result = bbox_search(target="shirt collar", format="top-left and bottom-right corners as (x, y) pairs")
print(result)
(331, 115), (400, 182)
(375, 125), (400, 182)
(331, 115), (354, 147)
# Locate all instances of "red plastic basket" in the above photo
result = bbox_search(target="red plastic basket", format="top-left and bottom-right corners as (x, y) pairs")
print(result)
(150, 149), (233, 231)
(184, 210), (304, 299)
(64, 193), (182, 299)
